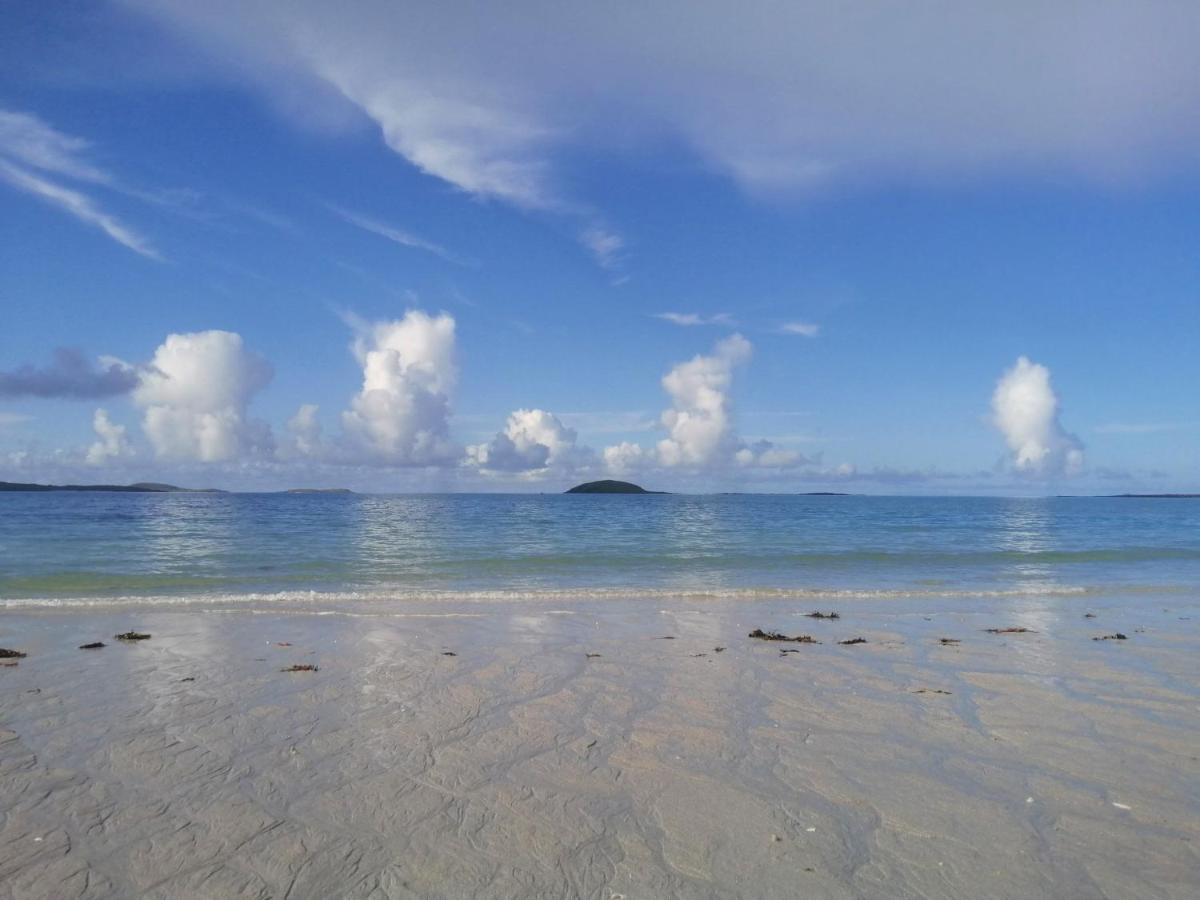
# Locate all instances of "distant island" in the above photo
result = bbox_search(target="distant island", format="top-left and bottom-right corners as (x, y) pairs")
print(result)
(1109, 494), (1199, 499)
(0, 480), (364, 494)
(565, 480), (664, 494)
(0, 480), (223, 493)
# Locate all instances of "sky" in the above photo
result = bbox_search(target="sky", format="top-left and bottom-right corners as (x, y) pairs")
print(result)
(1, 1), (1197, 494)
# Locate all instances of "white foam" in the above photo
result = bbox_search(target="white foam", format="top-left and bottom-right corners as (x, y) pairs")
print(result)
(0, 583), (1095, 610)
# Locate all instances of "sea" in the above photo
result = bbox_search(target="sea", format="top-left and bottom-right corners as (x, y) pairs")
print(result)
(1, 493), (1197, 611)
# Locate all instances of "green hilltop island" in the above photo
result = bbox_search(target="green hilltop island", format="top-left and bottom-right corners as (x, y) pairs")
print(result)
(564, 479), (665, 494)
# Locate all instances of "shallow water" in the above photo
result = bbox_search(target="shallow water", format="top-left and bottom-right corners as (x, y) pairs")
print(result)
(2, 494), (1198, 608)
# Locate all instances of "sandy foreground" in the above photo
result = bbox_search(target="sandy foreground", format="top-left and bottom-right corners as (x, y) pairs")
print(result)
(0, 596), (1197, 899)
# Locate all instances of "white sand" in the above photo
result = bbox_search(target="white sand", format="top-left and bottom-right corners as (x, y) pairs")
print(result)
(1, 596), (1197, 898)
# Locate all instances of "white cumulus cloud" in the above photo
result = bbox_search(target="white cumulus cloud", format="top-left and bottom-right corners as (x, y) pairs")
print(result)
(468, 408), (585, 473)
(602, 441), (648, 475)
(341, 311), (459, 465)
(286, 403), (323, 458)
(85, 408), (134, 465)
(991, 356), (1084, 477)
(602, 334), (805, 472)
(735, 440), (803, 468)
(656, 334), (752, 467)
(134, 330), (274, 462)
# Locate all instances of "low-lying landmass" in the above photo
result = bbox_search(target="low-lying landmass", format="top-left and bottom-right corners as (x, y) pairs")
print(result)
(0, 480), (222, 493)
(1056, 494), (1200, 499)
(565, 479), (665, 494)
(1110, 493), (1200, 499)
(0, 481), (357, 495)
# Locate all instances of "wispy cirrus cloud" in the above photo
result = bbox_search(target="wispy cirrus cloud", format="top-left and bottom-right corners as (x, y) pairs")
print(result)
(121, 2), (1200, 214)
(330, 205), (471, 266)
(0, 109), (111, 183)
(779, 321), (820, 337)
(0, 109), (160, 259)
(579, 226), (624, 269)
(0, 160), (160, 259)
(653, 312), (735, 327)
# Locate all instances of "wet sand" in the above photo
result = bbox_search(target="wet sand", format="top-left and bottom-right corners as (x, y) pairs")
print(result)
(1, 597), (1197, 898)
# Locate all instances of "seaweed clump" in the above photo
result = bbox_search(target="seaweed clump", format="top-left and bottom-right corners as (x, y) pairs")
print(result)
(749, 629), (820, 644)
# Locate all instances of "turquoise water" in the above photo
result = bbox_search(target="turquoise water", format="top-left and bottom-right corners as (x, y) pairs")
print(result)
(1, 493), (1198, 607)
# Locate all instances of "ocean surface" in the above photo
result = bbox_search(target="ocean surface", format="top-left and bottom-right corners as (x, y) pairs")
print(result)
(2, 492), (1198, 610)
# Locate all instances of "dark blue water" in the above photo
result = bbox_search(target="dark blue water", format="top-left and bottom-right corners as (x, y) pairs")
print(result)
(1, 493), (1197, 607)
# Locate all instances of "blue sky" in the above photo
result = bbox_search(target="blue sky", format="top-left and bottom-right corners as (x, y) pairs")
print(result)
(1, 2), (1197, 493)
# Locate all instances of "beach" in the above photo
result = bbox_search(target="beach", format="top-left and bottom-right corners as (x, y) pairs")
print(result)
(7, 3), (1200, 895)
(2, 594), (1197, 899)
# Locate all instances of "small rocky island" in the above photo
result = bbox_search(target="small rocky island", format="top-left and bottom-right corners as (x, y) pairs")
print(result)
(565, 480), (663, 494)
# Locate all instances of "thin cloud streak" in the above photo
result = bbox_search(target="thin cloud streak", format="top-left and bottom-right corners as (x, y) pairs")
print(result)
(0, 160), (161, 259)
(654, 312), (735, 327)
(579, 226), (625, 269)
(0, 109), (111, 184)
(330, 205), (472, 266)
(779, 321), (820, 337)
(0, 108), (162, 259)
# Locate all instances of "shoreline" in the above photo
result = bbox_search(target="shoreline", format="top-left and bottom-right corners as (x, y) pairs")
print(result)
(2, 596), (1197, 897)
